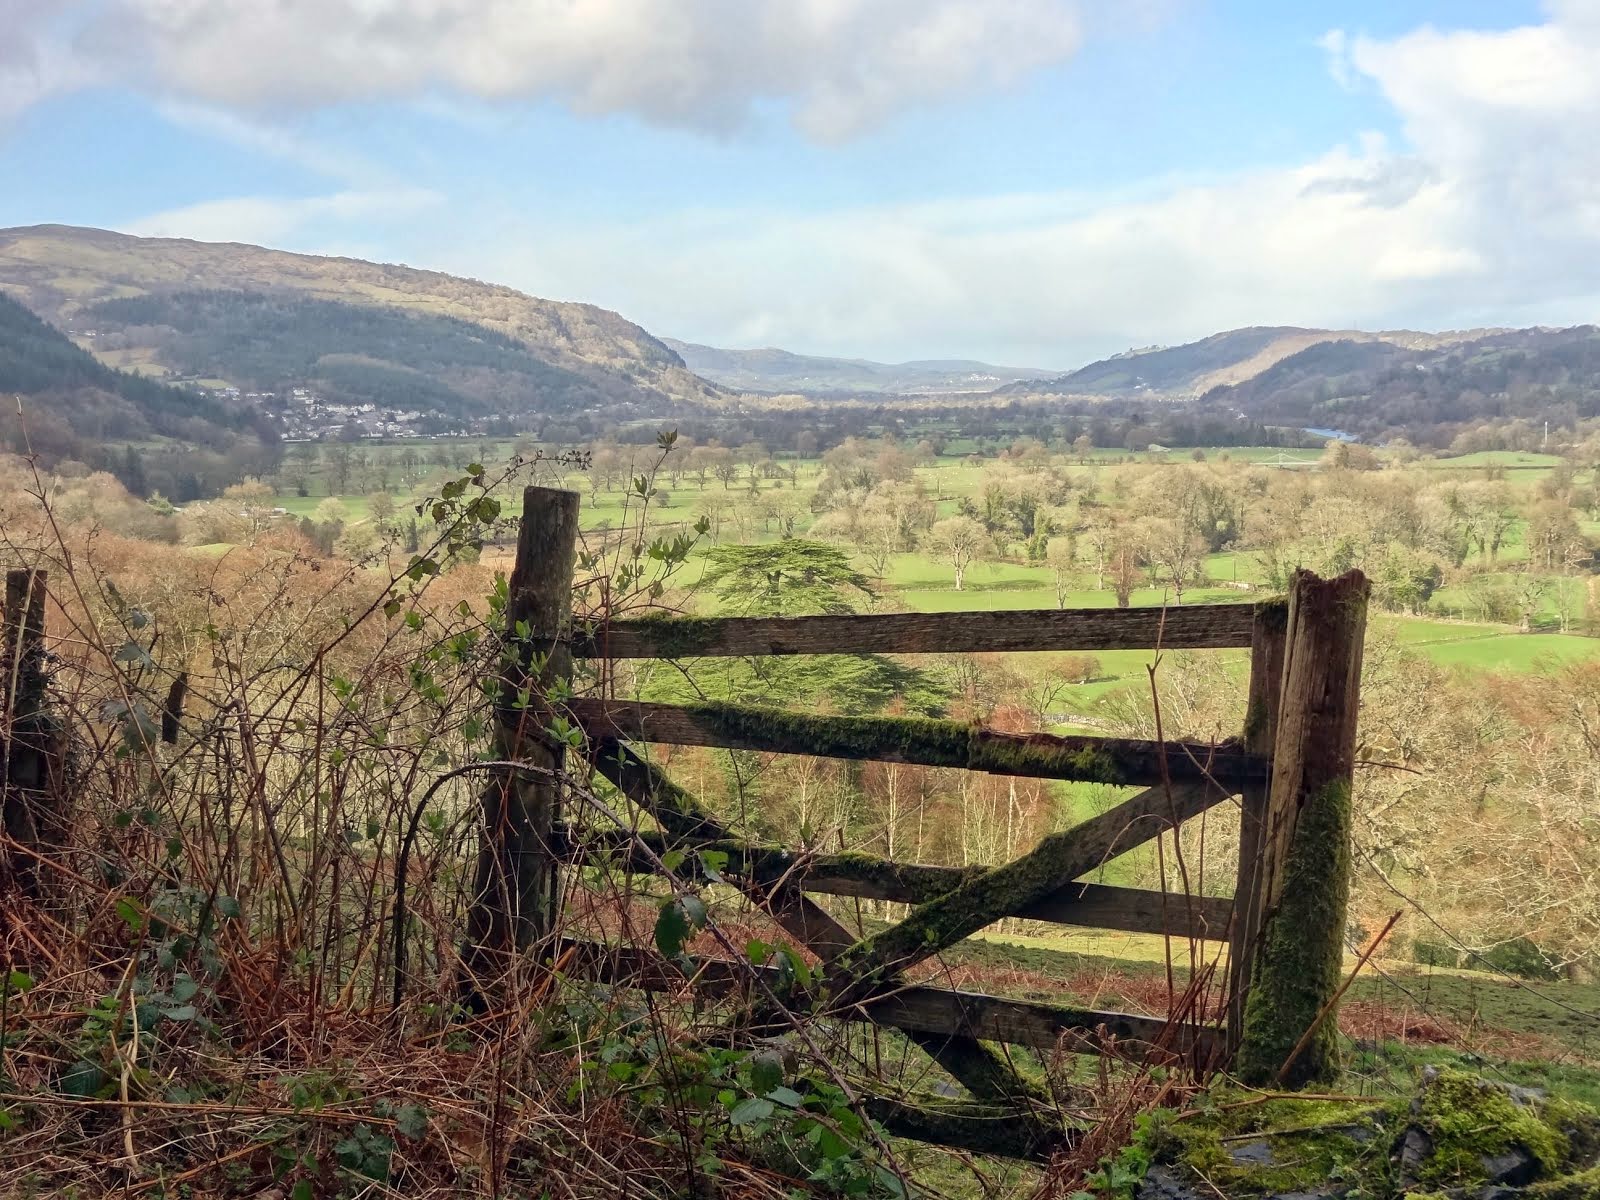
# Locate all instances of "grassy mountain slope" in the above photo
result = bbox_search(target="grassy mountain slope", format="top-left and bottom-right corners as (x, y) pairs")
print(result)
(1205, 325), (1600, 441)
(84, 289), (605, 416)
(0, 224), (720, 414)
(664, 337), (1055, 395)
(1008, 325), (1485, 399)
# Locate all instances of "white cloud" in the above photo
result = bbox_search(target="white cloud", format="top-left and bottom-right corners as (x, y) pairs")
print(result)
(0, 0), (93, 119)
(124, 188), (443, 249)
(14, 0), (1083, 142)
(455, 143), (1479, 364)
(85, 2), (1600, 363)
(152, 102), (390, 187)
(426, 3), (1600, 363)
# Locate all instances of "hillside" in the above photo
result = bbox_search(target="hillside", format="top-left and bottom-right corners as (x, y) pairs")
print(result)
(0, 224), (721, 418)
(1006, 325), (1484, 400)
(1202, 325), (1600, 442)
(83, 289), (608, 419)
(0, 289), (275, 477)
(664, 337), (1055, 394)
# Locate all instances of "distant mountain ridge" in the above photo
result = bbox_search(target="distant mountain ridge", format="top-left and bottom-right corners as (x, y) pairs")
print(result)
(4, 225), (1594, 448)
(1001, 325), (1501, 400)
(1198, 324), (1600, 442)
(663, 337), (1056, 394)
(992, 321), (1600, 443)
(0, 224), (721, 417)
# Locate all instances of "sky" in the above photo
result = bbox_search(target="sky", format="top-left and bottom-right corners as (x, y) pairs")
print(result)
(2, 0), (1597, 369)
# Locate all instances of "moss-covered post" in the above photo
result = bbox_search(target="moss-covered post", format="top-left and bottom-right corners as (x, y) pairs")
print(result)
(462, 487), (580, 994)
(2, 568), (65, 900)
(1226, 598), (1288, 1057)
(1236, 569), (1367, 1087)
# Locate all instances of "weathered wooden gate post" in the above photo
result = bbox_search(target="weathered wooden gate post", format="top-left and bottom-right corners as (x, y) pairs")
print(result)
(1236, 568), (1368, 1087)
(462, 487), (581, 992)
(1225, 596), (1288, 1056)
(2, 568), (65, 899)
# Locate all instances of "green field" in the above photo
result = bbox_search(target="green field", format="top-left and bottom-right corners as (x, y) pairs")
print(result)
(263, 443), (1600, 677)
(945, 928), (1599, 1074)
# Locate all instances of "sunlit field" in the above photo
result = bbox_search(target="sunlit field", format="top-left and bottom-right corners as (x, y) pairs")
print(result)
(265, 442), (1600, 680)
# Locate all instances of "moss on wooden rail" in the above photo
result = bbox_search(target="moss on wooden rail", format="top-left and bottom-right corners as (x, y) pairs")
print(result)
(862, 1093), (1071, 1161)
(569, 698), (1267, 788)
(558, 825), (1234, 940)
(571, 604), (1259, 659)
(555, 937), (1218, 1060)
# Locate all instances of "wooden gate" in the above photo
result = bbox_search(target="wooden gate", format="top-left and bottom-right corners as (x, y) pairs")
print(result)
(460, 487), (1369, 1159)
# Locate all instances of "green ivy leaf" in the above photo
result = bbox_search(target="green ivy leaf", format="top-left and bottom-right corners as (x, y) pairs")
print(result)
(729, 1097), (774, 1127)
(679, 894), (707, 930)
(114, 896), (144, 933)
(776, 946), (811, 990)
(654, 899), (692, 959)
(697, 849), (729, 883)
(113, 640), (152, 666)
(59, 1060), (108, 1098)
(394, 1103), (429, 1140)
(749, 1049), (783, 1096)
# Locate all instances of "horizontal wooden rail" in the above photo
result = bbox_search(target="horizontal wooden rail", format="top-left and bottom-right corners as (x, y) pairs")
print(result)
(557, 938), (1222, 1062)
(583, 743), (1058, 1102)
(573, 603), (1257, 658)
(569, 698), (1268, 789)
(556, 827), (1234, 942)
(863, 1094), (1070, 1161)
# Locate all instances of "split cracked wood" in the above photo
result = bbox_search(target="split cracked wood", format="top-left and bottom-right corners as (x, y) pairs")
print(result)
(461, 488), (579, 991)
(3, 568), (67, 899)
(1236, 569), (1368, 1088)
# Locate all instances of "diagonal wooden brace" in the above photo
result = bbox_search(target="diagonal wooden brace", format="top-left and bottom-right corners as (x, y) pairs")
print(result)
(586, 739), (1047, 1107)
(824, 780), (1228, 1008)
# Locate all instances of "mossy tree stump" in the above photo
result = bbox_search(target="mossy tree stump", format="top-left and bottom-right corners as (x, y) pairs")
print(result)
(1235, 568), (1368, 1087)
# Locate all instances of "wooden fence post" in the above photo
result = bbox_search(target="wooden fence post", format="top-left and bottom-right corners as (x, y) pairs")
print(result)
(1225, 597), (1288, 1057)
(2, 568), (64, 899)
(462, 488), (581, 993)
(1235, 569), (1368, 1087)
